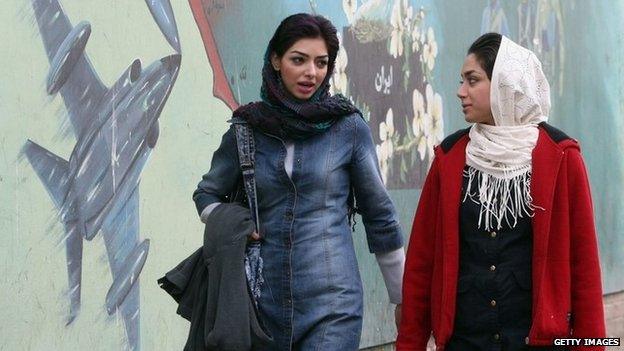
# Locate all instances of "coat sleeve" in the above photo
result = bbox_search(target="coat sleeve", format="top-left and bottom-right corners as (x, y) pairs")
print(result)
(565, 147), (606, 347)
(192, 126), (240, 217)
(396, 154), (440, 351)
(349, 116), (404, 253)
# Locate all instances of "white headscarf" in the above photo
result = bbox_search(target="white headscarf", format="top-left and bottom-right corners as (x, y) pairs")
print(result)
(464, 35), (551, 231)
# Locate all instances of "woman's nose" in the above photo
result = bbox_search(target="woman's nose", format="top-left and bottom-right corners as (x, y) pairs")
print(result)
(305, 63), (316, 77)
(457, 84), (467, 99)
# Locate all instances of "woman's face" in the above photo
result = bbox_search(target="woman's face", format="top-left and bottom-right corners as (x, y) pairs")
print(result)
(271, 37), (329, 100)
(457, 54), (495, 125)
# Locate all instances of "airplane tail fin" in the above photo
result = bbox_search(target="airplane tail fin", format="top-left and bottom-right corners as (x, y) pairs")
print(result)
(22, 139), (70, 208)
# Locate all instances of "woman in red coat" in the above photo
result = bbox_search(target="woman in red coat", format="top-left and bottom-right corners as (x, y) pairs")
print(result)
(397, 33), (606, 350)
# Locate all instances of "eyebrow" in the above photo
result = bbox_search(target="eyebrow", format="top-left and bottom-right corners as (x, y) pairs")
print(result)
(461, 70), (480, 78)
(289, 50), (329, 59)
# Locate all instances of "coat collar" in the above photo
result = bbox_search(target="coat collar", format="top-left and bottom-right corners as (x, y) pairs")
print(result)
(442, 131), (564, 265)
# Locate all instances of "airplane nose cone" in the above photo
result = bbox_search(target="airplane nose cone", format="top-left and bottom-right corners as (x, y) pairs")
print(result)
(160, 54), (181, 73)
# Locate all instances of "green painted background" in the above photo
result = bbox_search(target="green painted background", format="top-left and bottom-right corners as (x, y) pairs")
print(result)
(1, 1), (622, 349)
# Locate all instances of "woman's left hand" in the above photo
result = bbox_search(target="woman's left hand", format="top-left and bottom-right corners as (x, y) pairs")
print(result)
(249, 231), (261, 241)
(395, 304), (402, 331)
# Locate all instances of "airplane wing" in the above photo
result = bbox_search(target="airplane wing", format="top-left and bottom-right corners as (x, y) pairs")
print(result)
(101, 184), (147, 351)
(32, 0), (107, 138)
(21, 140), (83, 324)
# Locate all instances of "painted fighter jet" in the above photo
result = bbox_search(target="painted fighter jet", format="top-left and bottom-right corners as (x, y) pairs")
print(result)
(23, 0), (181, 349)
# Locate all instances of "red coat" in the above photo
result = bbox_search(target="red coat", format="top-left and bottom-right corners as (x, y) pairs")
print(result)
(397, 124), (606, 351)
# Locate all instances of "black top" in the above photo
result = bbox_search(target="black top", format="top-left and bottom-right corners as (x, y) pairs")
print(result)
(446, 167), (564, 351)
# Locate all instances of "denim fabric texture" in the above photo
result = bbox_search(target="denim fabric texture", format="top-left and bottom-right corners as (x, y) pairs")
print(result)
(193, 113), (404, 350)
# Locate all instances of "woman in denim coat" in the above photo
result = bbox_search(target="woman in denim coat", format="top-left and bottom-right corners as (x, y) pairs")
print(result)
(193, 14), (405, 350)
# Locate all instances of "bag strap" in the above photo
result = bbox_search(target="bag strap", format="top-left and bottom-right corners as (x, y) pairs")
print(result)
(233, 123), (260, 234)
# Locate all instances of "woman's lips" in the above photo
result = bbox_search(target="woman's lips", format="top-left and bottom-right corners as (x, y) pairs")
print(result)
(297, 82), (315, 94)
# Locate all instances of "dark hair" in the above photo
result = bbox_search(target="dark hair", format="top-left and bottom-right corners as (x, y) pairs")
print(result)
(268, 13), (340, 72)
(467, 32), (502, 80)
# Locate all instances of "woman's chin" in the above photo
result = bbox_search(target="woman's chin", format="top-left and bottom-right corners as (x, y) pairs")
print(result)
(284, 88), (316, 101)
(296, 93), (313, 100)
(463, 114), (492, 125)
(292, 91), (315, 101)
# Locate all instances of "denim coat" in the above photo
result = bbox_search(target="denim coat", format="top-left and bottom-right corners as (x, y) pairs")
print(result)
(193, 113), (404, 350)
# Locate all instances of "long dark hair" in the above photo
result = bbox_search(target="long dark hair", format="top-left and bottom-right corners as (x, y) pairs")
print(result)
(267, 13), (340, 73)
(467, 32), (502, 80)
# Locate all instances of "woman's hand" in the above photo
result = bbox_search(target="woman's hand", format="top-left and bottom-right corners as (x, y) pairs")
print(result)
(249, 231), (261, 241)
(395, 304), (402, 331)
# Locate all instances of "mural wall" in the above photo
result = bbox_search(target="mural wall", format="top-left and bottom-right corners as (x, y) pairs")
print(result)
(1, 0), (622, 349)
(20, 1), (180, 350)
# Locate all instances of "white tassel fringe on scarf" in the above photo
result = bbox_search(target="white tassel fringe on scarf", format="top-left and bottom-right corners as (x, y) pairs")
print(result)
(464, 35), (551, 231)
(463, 166), (541, 231)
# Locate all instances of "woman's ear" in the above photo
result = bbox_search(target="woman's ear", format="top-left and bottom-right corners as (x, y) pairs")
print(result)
(270, 53), (280, 71)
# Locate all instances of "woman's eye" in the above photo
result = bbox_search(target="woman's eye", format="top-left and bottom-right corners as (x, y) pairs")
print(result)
(317, 60), (328, 68)
(291, 57), (304, 64)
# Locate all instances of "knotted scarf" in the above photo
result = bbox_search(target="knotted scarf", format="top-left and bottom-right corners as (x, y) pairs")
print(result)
(233, 46), (360, 140)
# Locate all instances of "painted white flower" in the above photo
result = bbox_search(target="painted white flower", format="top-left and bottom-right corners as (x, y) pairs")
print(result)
(411, 24), (421, 52)
(417, 132), (428, 161)
(423, 27), (438, 71)
(377, 108), (395, 184)
(403, 4), (413, 32)
(331, 34), (349, 95)
(376, 144), (389, 185)
(422, 84), (444, 160)
(424, 85), (434, 119)
(411, 89), (425, 137)
(389, 0), (405, 58)
(417, 7), (425, 21)
(343, 0), (357, 24)
(417, 85), (434, 160)
(430, 91), (444, 143)
(379, 108), (395, 144)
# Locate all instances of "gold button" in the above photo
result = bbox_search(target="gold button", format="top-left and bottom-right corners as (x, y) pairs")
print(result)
(490, 300), (497, 307)
(490, 265), (496, 271)
(490, 231), (497, 238)
(494, 333), (500, 340)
